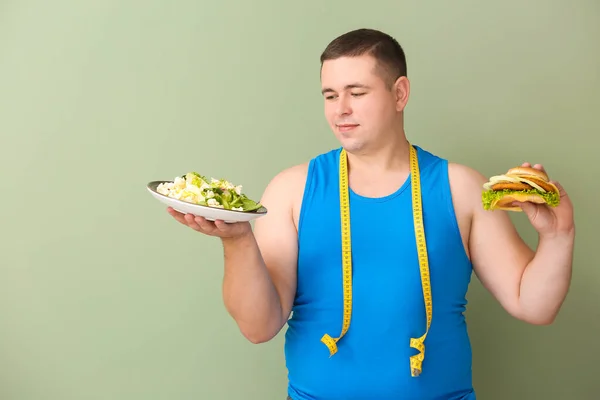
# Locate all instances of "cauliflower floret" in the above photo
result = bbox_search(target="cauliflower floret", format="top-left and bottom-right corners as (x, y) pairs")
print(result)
(156, 182), (173, 196)
(221, 181), (235, 190)
(173, 176), (186, 188)
(210, 178), (235, 191)
(207, 198), (223, 208)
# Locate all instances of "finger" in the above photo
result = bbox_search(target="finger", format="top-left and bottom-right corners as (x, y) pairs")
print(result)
(182, 213), (209, 232)
(194, 216), (218, 232)
(167, 208), (188, 225)
(550, 180), (568, 197)
(521, 162), (531, 167)
(533, 163), (545, 172)
(514, 201), (541, 219)
(167, 207), (181, 217)
(214, 219), (232, 231)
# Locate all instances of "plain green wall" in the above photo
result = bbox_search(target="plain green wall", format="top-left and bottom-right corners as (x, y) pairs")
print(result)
(1, 1), (598, 399)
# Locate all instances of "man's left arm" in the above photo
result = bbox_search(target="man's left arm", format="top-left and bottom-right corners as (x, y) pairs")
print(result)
(450, 163), (575, 325)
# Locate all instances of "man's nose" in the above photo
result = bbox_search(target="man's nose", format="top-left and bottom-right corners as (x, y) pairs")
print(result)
(336, 96), (352, 116)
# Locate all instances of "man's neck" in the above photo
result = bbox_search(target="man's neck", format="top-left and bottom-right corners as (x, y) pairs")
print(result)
(344, 134), (412, 198)
(345, 134), (411, 175)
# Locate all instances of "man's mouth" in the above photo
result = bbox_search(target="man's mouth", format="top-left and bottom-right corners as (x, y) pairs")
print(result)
(336, 123), (359, 133)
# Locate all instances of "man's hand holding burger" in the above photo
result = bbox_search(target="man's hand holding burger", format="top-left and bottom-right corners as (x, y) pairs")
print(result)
(482, 162), (574, 239)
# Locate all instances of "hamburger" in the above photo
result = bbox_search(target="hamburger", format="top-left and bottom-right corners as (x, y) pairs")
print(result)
(482, 166), (560, 212)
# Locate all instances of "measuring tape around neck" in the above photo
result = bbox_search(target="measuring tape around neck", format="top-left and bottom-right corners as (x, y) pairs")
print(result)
(320, 143), (433, 377)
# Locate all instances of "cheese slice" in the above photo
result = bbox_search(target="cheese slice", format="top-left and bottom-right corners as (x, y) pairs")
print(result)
(489, 174), (521, 184)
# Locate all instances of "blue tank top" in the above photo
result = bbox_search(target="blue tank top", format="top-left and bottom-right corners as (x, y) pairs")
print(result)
(284, 145), (476, 400)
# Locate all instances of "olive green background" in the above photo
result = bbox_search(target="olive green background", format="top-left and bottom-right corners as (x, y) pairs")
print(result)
(1, 1), (598, 399)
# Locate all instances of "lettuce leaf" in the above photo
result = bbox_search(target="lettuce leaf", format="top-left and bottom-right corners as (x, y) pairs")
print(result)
(482, 189), (560, 210)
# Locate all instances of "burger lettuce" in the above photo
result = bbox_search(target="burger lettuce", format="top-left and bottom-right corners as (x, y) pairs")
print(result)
(482, 188), (560, 211)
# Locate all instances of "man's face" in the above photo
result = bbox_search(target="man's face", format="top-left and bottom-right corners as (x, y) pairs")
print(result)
(320, 55), (407, 153)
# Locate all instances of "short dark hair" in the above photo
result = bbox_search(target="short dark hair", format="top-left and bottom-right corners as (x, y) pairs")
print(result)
(320, 28), (407, 87)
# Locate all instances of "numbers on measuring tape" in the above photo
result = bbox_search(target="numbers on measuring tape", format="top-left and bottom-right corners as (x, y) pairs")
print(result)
(408, 143), (433, 377)
(320, 143), (433, 377)
(320, 147), (353, 357)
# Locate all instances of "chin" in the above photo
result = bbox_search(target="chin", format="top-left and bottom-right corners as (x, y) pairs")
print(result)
(339, 141), (366, 153)
(332, 129), (368, 152)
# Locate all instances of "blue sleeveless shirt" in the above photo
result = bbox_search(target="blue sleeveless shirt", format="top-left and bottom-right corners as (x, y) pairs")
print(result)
(284, 145), (476, 400)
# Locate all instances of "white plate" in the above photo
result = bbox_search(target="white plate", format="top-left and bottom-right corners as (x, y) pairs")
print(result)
(146, 181), (268, 223)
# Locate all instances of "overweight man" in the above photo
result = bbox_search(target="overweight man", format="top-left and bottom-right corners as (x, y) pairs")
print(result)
(168, 28), (575, 400)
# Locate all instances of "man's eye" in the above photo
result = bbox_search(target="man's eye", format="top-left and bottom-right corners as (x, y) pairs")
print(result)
(325, 95), (336, 100)
(351, 92), (366, 97)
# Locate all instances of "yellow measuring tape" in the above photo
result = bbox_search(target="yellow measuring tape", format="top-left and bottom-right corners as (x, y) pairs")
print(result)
(320, 143), (433, 378)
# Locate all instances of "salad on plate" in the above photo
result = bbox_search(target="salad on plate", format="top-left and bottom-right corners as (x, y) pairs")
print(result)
(155, 172), (263, 212)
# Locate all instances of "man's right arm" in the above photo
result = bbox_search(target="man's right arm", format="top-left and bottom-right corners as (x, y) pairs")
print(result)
(220, 164), (306, 343)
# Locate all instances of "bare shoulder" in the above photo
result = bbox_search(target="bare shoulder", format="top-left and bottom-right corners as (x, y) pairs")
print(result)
(257, 162), (309, 230)
(447, 162), (488, 202)
(446, 161), (517, 233)
(263, 162), (309, 194)
(447, 161), (520, 227)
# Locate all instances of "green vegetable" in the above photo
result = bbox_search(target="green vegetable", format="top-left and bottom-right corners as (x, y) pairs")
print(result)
(156, 172), (263, 212)
(481, 189), (560, 210)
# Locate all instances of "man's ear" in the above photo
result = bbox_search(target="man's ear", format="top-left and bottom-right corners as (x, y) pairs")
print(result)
(394, 76), (410, 112)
